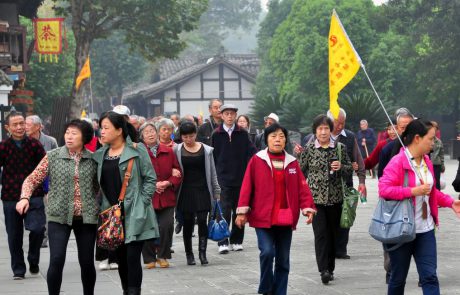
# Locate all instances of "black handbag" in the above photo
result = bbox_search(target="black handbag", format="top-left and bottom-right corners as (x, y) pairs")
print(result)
(208, 201), (230, 242)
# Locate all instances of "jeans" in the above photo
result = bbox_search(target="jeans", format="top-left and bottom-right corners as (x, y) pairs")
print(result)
(255, 227), (292, 295)
(388, 230), (439, 295)
(2, 198), (46, 276)
(115, 241), (144, 290)
(218, 186), (244, 246)
(47, 220), (97, 295)
(312, 204), (341, 274)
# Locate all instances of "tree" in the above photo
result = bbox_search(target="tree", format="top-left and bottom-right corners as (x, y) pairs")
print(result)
(51, 0), (208, 117)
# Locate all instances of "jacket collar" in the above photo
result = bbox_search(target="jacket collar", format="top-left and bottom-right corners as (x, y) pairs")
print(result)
(216, 123), (242, 133)
(256, 148), (296, 170)
(399, 148), (431, 170)
(57, 146), (92, 159)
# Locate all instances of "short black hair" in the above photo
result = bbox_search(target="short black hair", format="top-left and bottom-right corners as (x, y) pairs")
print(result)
(64, 119), (94, 145)
(5, 111), (24, 125)
(312, 114), (333, 135)
(264, 123), (288, 145)
(179, 121), (197, 136)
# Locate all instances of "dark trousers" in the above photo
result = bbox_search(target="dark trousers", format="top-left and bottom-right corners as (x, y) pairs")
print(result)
(312, 204), (341, 273)
(336, 227), (350, 256)
(115, 241), (144, 290)
(142, 207), (174, 262)
(433, 165), (442, 190)
(183, 211), (209, 240)
(255, 227), (292, 295)
(218, 186), (244, 246)
(388, 230), (439, 295)
(47, 220), (97, 295)
(2, 198), (46, 276)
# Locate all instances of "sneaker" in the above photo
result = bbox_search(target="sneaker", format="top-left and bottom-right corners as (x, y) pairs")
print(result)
(29, 264), (39, 274)
(13, 275), (25, 280)
(98, 260), (110, 271)
(218, 245), (229, 254)
(109, 263), (118, 270)
(232, 244), (243, 251)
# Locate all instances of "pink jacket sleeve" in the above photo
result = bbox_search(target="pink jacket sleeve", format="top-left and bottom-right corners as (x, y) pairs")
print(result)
(426, 158), (454, 208)
(378, 156), (413, 200)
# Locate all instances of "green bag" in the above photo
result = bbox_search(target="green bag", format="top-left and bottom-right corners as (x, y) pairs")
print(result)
(337, 143), (359, 229)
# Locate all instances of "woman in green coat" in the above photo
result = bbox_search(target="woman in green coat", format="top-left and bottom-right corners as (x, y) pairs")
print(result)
(93, 111), (159, 295)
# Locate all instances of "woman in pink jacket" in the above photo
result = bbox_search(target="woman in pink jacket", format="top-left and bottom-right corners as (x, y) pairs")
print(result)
(379, 119), (460, 295)
(235, 123), (316, 295)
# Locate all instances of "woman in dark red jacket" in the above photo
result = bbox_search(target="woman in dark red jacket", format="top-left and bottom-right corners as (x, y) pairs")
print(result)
(235, 123), (316, 295)
(139, 122), (182, 269)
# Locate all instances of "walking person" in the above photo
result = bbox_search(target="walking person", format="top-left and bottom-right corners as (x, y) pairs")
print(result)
(299, 114), (352, 284)
(139, 122), (182, 269)
(17, 119), (99, 295)
(379, 119), (460, 295)
(235, 123), (316, 295)
(0, 111), (46, 280)
(211, 104), (256, 254)
(93, 111), (159, 295)
(197, 98), (222, 145)
(430, 121), (445, 190)
(175, 121), (221, 265)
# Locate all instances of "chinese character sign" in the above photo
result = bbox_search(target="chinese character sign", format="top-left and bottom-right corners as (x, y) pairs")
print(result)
(34, 18), (64, 62)
(328, 10), (361, 119)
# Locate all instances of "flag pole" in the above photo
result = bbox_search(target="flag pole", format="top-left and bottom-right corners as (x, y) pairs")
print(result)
(89, 73), (94, 114)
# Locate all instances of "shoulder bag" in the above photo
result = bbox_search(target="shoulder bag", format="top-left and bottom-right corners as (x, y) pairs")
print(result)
(368, 171), (416, 251)
(97, 157), (134, 250)
(337, 143), (360, 229)
(208, 200), (230, 242)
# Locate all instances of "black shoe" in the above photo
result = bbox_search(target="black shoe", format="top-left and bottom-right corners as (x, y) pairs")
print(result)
(198, 236), (208, 265)
(329, 272), (334, 281)
(335, 254), (351, 259)
(170, 248), (175, 254)
(175, 223), (182, 234)
(184, 237), (196, 265)
(127, 287), (141, 295)
(186, 254), (196, 265)
(321, 271), (332, 285)
(29, 264), (39, 274)
(386, 272), (391, 284)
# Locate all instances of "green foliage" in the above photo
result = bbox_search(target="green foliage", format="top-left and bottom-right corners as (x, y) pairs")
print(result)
(21, 17), (75, 118)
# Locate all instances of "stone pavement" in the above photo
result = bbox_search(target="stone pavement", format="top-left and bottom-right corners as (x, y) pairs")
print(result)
(1, 157), (460, 295)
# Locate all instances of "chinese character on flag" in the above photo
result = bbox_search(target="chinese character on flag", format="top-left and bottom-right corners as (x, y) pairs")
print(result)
(328, 10), (362, 119)
(33, 18), (65, 63)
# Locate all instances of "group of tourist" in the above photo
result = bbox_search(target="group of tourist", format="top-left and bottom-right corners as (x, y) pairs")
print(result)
(1, 98), (460, 295)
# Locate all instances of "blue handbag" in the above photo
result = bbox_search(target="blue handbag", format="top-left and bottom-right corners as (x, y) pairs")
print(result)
(208, 201), (230, 242)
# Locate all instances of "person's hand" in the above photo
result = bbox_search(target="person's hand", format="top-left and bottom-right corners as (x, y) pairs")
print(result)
(235, 214), (247, 229)
(293, 143), (304, 155)
(331, 161), (341, 171)
(16, 199), (29, 215)
(411, 184), (431, 196)
(172, 168), (181, 178)
(358, 184), (367, 197)
(457, 135), (460, 141)
(156, 181), (170, 190)
(352, 162), (359, 171)
(305, 211), (314, 224)
(452, 200), (460, 218)
(361, 139), (366, 146)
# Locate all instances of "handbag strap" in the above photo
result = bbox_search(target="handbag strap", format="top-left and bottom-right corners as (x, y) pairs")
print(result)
(337, 143), (347, 193)
(212, 200), (224, 220)
(118, 158), (134, 203)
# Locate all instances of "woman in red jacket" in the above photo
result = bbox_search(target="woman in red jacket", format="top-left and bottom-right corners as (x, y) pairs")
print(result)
(235, 123), (316, 295)
(139, 122), (182, 269)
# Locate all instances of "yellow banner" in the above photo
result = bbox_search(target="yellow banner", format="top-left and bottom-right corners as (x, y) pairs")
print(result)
(329, 10), (361, 119)
(76, 57), (91, 91)
(34, 18), (63, 55)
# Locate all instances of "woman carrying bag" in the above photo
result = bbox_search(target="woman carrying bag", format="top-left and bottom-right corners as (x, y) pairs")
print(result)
(235, 123), (316, 295)
(174, 121), (220, 266)
(379, 119), (460, 295)
(93, 111), (159, 295)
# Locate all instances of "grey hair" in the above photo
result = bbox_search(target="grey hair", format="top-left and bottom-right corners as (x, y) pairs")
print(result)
(394, 107), (414, 123)
(139, 122), (157, 141)
(208, 98), (223, 108)
(129, 115), (139, 122)
(155, 118), (175, 131)
(26, 115), (42, 125)
(326, 108), (346, 120)
(360, 119), (368, 125)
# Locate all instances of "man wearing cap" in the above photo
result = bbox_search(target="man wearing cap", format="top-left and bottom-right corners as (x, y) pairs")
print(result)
(112, 105), (131, 118)
(197, 99), (222, 146)
(211, 104), (256, 254)
(255, 113), (293, 154)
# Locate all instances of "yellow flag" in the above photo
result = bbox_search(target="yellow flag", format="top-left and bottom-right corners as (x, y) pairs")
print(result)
(81, 109), (87, 118)
(329, 10), (361, 119)
(75, 56), (91, 91)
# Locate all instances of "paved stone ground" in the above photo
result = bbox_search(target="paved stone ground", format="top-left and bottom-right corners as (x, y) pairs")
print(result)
(1, 157), (460, 295)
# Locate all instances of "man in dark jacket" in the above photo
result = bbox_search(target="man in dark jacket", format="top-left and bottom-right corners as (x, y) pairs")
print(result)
(197, 99), (222, 145)
(211, 103), (256, 254)
(0, 111), (46, 280)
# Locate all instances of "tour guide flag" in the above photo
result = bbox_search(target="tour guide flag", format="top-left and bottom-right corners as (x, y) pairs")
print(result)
(329, 9), (362, 119)
(75, 56), (91, 91)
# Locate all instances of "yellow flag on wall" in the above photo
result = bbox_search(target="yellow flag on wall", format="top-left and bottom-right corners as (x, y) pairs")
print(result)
(328, 9), (362, 119)
(75, 56), (91, 91)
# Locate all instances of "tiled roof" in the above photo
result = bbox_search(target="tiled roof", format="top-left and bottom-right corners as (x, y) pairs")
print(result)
(123, 54), (259, 101)
(0, 69), (12, 87)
